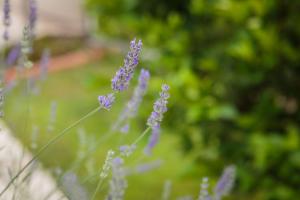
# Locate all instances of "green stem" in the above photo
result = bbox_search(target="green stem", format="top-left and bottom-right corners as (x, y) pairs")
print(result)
(0, 106), (102, 197)
(90, 178), (104, 200)
(90, 127), (151, 199)
(131, 127), (151, 146)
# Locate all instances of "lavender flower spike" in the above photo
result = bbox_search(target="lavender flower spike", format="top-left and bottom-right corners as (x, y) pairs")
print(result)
(6, 44), (21, 66)
(106, 157), (127, 200)
(147, 84), (170, 128)
(98, 93), (115, 110)
(144, 125), (160, 155)
(3, 0), (10, 40)
(40, 48), (50, 80)
(127, 69), (150, 117)
(116, 68), (150, 132)
(99, 150), (115, 179)
(29, 0), (37, 31)
(214, 165), (236, 200)
(198, 177), (211, 200)
(111, 39), (142, 92)
(145, 84), (170, 154)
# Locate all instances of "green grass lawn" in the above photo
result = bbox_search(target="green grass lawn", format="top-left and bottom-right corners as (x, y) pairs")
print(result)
(4, 52), (204, 199)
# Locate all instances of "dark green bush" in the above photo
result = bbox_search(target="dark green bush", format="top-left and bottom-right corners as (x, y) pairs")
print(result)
(86, 0), (300, 199)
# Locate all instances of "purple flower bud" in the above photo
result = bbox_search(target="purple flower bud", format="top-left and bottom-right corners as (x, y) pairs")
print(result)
(3, 0), (10, 40)
(29, 0), (37, 32)
(127, 69), (150, 117)
(198, 177), (211, 200)
(119, 144), (136, 157)
(6, 44), (21, 66)
(120, 124), (129, 134)
(115, 69), (150, 132)
(112, 157), (124, 166)
(107, 157), (127, 200)
(40, 48), (50, 80)
(214, 165), (236, 200)
(147, 84), (170, 128)
(111, 39), (142, 91)
(144, 125), (160, 155)
(135, 160), (162, 174)
(98, 93), (115, 110)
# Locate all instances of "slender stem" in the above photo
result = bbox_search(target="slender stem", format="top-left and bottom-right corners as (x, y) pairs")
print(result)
(90, 178), (104, 200)
(131, 127), (151, 146)
(0, 106), (102, 197)
(90, 127), (151, 199)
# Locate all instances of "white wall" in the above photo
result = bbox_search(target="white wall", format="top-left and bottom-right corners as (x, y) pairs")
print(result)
(0, 0), (87, 46)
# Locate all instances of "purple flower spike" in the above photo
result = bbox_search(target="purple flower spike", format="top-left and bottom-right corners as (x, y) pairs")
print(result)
(127, 69), (150, 117)
(119, 144), (136, 157)
(3, 0), (10, 40)
(6, 44), (21, 66)
(29, 0), (37, 31)
(144, 125), (160, 155)
(147, 84), (170, 128)
(40, 48), (50, 80)
(111, 38), (143, 92)
(144, 84), (170, 155)
(198, 177), (211, 200)
(214, 165), (236, 200)
(107, 157), (127, 200)
(98, 93), (115, 110)
(112, 157), (124, 166)
(120, 124), (129, 134)
(115, 68), (150, 132)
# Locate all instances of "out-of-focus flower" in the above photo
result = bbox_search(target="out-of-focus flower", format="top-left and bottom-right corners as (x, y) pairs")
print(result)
(61, 172), (88, 200)
(3, 0), (10, 40)
(98, 93), (115, 110)
(134, 160), (162, 174)
(29, 0), (37, 34)
(214, 165), (236, 200)
(106, 157), (127, 200)
(119, 144), (136, 157)
(119, 124), (129, 134)
(144, 84), (170, 155)
(40, 48), (50, 80)
(20, 26), (33, 68)
(147, 84), (170, 128)
(144, 125), (160, 155)
(126, 69), (150, 117)
(99, 150), (115, 179)
(115, 69), (150, 132)
(198, 177), (211, 200)
(6, 44), (21, 66)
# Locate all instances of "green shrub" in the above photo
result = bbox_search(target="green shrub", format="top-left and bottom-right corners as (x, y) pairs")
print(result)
(86, 0), (300, 198)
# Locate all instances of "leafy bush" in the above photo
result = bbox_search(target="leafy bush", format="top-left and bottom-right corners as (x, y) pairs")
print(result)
(86, 0), (300, 199)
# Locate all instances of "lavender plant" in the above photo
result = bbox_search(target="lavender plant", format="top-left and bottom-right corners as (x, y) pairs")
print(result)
(28, 0), (37, 34)
(111, 39), (142, 92)
(0, 5), (239, 199)
(195, 166), (236, 200)
(2, 0), (10, 41)
(213, 165), (236, 200)
(6, 44), (21, 66)
(113, 68), (150, 133)
(105, 157), (127, 200)
(145, 84), (170, 155)
(198, 177), (210, 200)
(0, 38), (143, 197)
(40, 48), (50, 81)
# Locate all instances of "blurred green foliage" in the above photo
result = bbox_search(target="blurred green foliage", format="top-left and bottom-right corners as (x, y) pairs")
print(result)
(86, 0), (300, 199)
